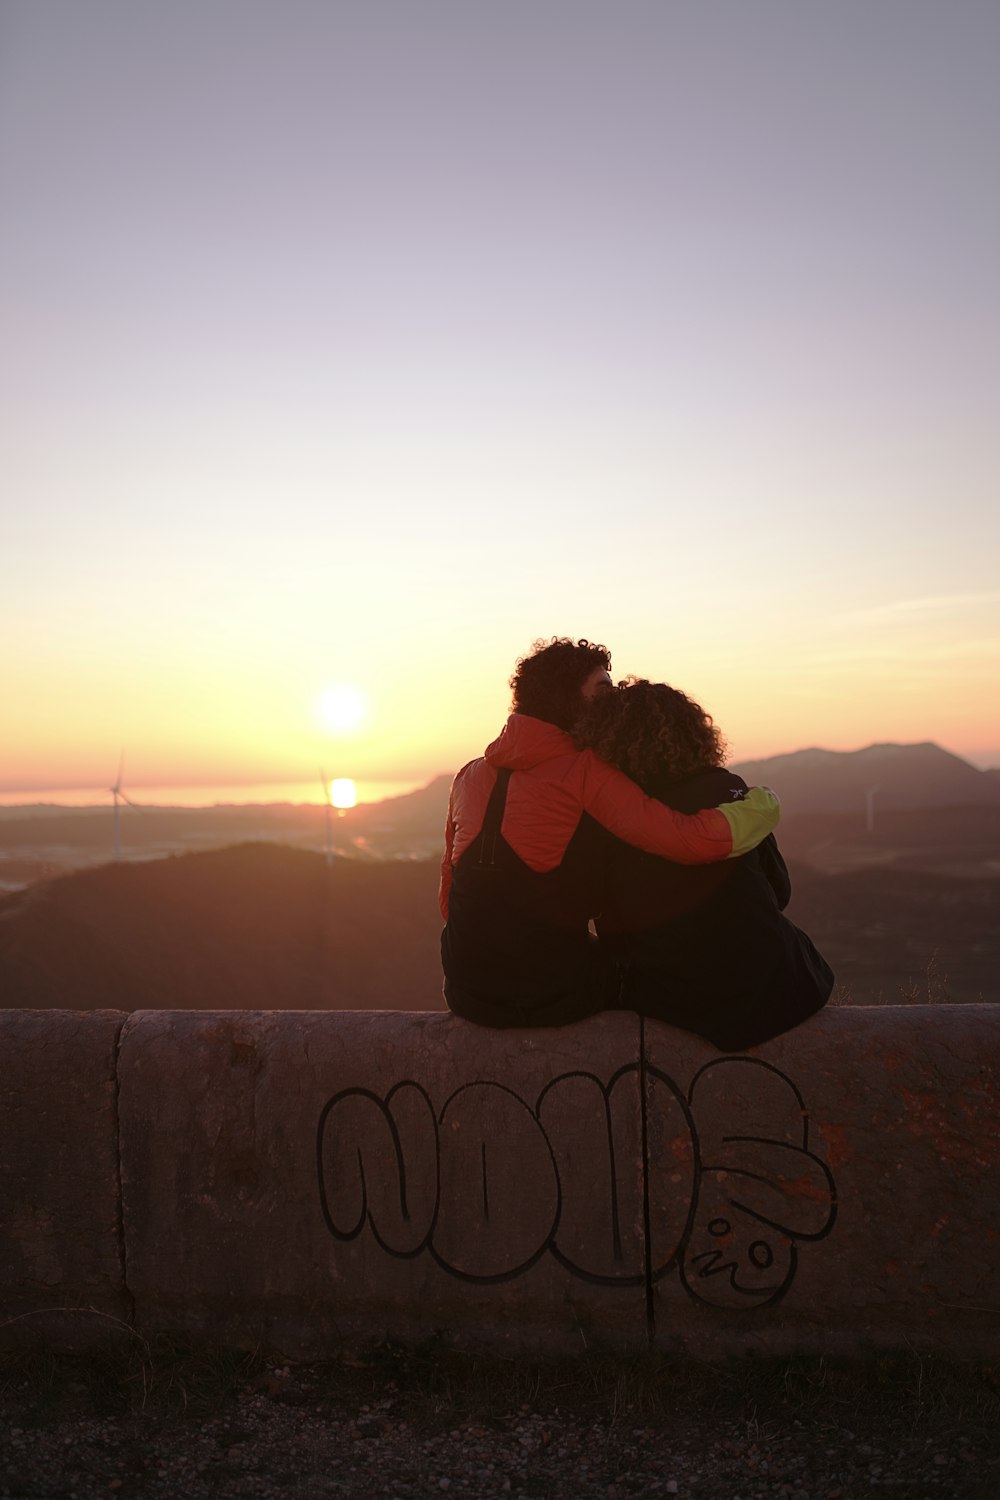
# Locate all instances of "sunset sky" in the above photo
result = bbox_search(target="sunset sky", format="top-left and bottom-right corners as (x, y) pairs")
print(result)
(3, 0), (998, 799)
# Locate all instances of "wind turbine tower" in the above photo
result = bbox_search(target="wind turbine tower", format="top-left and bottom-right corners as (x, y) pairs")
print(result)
(110, 755), (125, 861)
(865, 783), (880, 835)
(320, 769), (334, 867)
(109, 754), (140, 861)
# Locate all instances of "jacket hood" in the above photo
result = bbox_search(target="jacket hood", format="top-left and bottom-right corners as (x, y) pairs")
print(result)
(484, 714), (576, 771)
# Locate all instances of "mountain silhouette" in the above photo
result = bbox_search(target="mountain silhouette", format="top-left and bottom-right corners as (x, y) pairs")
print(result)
(731, 742), (1000, 817)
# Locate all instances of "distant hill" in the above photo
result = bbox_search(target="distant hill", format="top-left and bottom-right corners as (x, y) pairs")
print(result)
(0, 776), (454, 886)
(731, 742), (1000, 818)
(784, 860), (999, 1005)
(0, 844), (445, 1011)
(0, 839), (996, 1012)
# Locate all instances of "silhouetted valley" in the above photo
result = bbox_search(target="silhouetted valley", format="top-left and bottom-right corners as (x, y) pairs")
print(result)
(0, 840), (996, 1013)
(0, 844), (444, 1012)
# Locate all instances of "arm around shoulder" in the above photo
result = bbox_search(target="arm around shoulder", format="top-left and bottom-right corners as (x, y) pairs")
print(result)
(581, 754), (753, 864)
(718, 786), (781, 859)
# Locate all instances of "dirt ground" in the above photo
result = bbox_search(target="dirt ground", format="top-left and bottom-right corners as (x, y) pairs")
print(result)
(2, 1344), (999, 1499)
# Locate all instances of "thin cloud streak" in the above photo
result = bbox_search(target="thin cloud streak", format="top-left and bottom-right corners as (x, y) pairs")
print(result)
(836, 593), (1000, 626)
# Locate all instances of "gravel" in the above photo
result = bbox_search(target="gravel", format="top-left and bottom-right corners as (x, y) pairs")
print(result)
(2, 1350), (998, 1499)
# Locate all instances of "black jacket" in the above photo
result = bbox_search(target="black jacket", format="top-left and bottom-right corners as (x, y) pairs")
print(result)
(595, 766), (834, 1050)
(442, 767), (617, 1028)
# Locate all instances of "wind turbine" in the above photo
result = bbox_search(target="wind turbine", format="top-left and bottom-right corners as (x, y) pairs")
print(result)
(865, 783), (880, 835)
(320, 768), (334, 866)
(110, 754), (125, 861)
(109, 754), (141, 861)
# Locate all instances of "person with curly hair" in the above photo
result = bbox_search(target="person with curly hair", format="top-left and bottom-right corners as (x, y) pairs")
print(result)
(572, 678), (834, 1049)
(440, 639), (784, 1028)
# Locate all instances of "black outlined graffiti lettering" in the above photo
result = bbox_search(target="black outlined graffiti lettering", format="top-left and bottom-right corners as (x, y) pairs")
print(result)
(537, 1067), (646, 1284)
(678, 1058), (837, 1309)
(432, 1082), (559, 1282)
(317, 1082), (438, 1257)
(316, 1057), (837, 1307)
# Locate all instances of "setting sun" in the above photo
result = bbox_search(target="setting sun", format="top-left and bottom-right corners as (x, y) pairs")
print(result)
(330, 777), (357, 809)
(317, 684), (367, 735)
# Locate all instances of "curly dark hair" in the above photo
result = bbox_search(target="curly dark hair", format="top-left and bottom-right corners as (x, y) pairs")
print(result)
(510, 637), (612, 732)
(573, 677), (727, 791)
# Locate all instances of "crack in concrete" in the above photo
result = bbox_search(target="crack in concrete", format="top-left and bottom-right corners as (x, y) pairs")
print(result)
(111, 1014), (137, 1327)
(638, 1014), (656, 1347)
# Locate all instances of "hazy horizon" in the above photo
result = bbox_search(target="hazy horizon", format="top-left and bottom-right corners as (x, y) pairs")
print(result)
(0, 775), (431, 809)
(1, 734), (997, 810)
(3, 2), (998, 789)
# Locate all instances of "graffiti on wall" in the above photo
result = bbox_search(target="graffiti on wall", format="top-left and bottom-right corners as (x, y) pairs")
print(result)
(316, 1056), (836, 1309)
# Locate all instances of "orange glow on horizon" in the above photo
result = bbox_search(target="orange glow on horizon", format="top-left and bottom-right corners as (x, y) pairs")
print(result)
(2, 617), (998, 793)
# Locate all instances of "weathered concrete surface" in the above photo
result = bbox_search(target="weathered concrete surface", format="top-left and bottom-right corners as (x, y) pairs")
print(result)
(118, 1009), (648, 1355)
(645, 1005), (1000, 1357)
(0, 1009), (129, 1347)
(4, 1005), (999, 1357)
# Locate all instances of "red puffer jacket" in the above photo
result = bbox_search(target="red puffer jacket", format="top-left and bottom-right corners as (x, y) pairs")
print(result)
(439, 715), (780, 1027)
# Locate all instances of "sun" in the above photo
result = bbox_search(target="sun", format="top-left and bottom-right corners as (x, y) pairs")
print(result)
(330, 777), (357, 809)
(316, 682), (367, 735)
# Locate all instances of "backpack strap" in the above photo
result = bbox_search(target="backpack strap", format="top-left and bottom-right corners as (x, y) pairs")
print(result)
(478, 767), (512, 867)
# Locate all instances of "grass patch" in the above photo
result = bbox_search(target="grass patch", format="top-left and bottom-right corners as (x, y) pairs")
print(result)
(267, 1342), (1000, 1447)
(0, 1335), (266, 1419)
(2, 1338), (998, 1443)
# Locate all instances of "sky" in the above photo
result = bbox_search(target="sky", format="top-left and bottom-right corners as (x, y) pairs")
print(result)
(2, 0), (999, 798)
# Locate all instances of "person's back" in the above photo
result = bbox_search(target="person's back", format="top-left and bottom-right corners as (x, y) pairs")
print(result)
(440, 640), (784, 1029)
(574, 679), (833, 1050)
(596, 763), (833, 1049)
(441, 719), (614, 1026)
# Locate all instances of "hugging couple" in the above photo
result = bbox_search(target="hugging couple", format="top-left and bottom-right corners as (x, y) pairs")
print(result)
(440, 636), (833, 1050)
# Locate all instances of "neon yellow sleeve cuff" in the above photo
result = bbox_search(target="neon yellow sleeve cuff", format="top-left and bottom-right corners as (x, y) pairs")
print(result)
(718, 785), (781, 858)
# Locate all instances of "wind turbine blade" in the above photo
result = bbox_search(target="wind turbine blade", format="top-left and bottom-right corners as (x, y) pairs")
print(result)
(319, 768), (332, 804)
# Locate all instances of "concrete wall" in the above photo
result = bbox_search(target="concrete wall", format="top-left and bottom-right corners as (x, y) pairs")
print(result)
(1, 1006), (998, 1357)
(0, 1010), (129, 1347)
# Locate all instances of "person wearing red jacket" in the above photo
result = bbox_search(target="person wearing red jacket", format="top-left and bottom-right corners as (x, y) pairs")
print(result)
(440, 638), (780, 1027)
